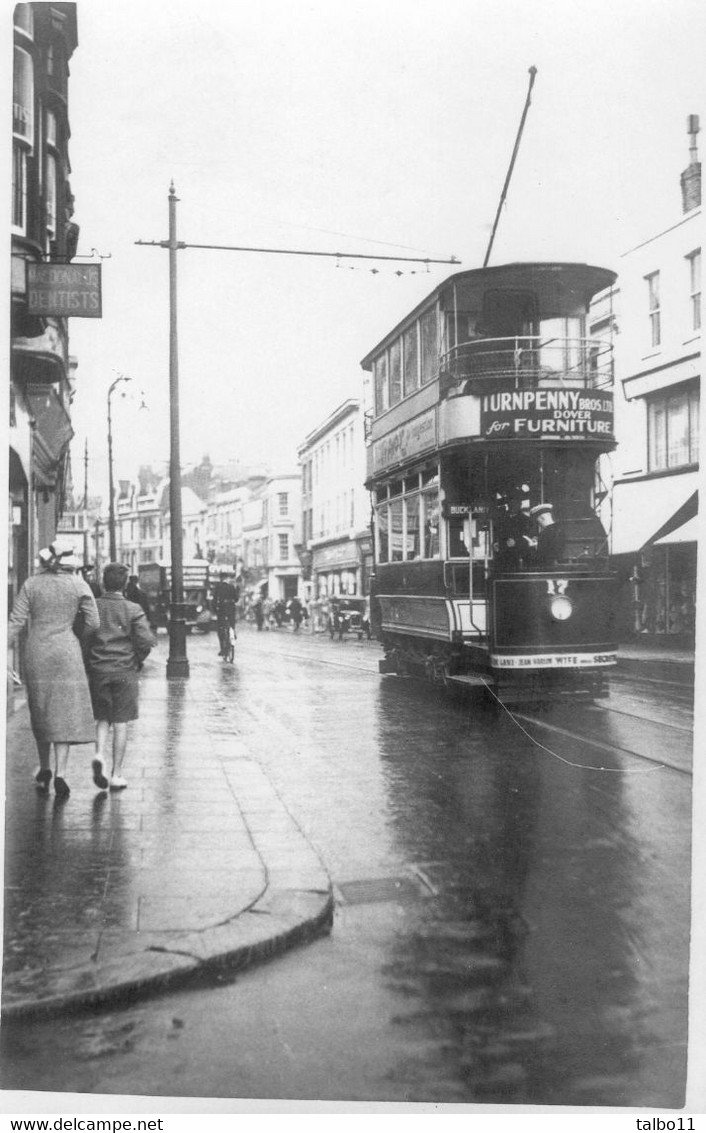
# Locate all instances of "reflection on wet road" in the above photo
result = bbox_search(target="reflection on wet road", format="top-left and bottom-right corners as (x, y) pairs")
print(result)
(1, 629), (692, 1107)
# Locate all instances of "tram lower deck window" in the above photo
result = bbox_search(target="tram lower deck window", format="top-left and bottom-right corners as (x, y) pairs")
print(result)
(375, 481), (440, 562)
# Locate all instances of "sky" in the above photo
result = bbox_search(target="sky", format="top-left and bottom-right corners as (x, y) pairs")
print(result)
(39, 0), (706, 500)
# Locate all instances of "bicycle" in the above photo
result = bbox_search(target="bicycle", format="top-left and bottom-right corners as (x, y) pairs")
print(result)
(217, 620), (236, 662)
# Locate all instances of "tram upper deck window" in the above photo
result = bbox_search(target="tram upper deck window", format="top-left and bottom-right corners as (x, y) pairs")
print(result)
(535, 316), (588, 382)
(420, 308), (438, 385)
(481, 289), (538, 338)
(445, 312), (480, 349)
(374, 354), (388, 416)
(389, 339), (402, 406)
(403, 324), (419, 396)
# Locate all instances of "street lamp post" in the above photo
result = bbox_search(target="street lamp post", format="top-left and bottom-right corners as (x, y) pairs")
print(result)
(164, 182), (189, 678)
(107, 373), (132, 561)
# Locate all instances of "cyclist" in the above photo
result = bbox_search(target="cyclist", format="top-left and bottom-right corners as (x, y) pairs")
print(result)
(213, 573), (239, 658)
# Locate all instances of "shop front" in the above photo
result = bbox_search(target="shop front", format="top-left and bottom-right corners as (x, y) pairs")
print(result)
(612, 475), (698, 643)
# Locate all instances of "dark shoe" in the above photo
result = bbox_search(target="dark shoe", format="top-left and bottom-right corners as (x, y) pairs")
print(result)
(54, 776), (70, 799)
(92, 758), (109, 791)
(35, 767), (52, 790)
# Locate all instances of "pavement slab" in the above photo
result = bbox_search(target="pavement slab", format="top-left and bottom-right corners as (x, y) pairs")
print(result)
(2, 644), (334, 1021)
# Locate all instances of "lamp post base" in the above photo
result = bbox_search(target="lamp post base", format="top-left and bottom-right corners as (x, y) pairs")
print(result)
(166, 604), (190, 679)
(166, 656), (190, 679)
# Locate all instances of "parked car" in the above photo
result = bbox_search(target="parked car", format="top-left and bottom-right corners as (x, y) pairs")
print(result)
(328, 596), (371, 641)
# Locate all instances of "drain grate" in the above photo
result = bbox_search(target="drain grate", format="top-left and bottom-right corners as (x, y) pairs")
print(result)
(335, 875), (429, 906)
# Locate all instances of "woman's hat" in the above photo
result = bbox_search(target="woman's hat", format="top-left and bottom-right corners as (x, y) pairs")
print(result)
(38, 542), (81, 571)
(528, 503), (553, 517)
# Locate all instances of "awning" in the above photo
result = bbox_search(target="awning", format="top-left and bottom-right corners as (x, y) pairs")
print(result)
(655, 514), (700, 545)
(611, 473), (699, 556)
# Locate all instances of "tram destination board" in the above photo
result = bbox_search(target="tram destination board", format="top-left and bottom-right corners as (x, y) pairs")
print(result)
(481, 388), (613, 440)
(26, 263), (102, 318)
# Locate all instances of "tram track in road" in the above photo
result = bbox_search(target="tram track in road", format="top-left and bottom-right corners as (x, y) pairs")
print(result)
(245, 636), (693, 776)
(510, 709), (692, 776)
(590, 699), (694, 734)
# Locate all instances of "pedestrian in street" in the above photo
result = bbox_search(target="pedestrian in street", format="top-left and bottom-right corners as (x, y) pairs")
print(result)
(80, 565), (102, 598)
(213, 572), (239, 656)
(125, 573), (151, 620)
(85, 562), (156, 791)
(288, 596), (304, 632)
(7, 542), (100, 799)
(253, 596), (265, 631)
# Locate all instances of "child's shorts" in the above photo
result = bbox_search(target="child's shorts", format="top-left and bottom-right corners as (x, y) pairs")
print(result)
(90, 671), (139, 724)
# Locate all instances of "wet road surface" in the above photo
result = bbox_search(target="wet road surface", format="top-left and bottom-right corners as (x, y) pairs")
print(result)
(1, 627), (692, 1107)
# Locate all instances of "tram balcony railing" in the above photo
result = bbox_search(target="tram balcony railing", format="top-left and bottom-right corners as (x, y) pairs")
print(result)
(439, 336), (614, 392)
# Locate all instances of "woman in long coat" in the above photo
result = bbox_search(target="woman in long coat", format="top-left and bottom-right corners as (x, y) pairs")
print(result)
(8, 544), (102, 799)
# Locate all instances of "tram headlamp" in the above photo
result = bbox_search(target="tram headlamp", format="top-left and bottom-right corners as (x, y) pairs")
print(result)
(549, 595), (573, 622)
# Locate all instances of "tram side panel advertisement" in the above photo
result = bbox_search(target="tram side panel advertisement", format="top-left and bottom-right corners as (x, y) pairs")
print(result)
(481, 389), (614, 440)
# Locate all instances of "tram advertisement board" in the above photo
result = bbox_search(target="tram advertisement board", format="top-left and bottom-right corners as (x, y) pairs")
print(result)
(480, 388), (613, 440)
(371, 407), (437, 472)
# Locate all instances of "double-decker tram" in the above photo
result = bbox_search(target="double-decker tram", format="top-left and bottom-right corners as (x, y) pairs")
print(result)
(363, 261), (618, 703)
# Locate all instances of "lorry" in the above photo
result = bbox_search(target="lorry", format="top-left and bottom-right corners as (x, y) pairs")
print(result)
(137, 559), (213, 633)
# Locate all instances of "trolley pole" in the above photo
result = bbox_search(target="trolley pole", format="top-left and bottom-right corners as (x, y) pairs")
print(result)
(483, 66), (537, 268)
(164, 182), (189, 679)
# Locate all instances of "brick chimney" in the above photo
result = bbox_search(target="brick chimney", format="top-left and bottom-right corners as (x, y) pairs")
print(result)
(680, 114), (701, 213)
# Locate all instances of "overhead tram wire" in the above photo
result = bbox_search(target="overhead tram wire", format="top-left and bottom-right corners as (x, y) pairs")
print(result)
(134, 239), (460, 268)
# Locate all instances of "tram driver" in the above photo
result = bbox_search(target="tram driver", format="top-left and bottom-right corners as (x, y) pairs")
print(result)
(493, 488), (534, 572)
(528, 503), (565, 568)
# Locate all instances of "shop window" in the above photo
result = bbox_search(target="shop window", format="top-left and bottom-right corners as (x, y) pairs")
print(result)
(646, 271), (661, 348)
(647, 383), (699, 471)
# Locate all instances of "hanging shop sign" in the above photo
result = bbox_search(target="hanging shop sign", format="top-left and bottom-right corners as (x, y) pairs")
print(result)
(26, 263), (102, 318)
(480, 388), (613, 440)
(372, 408), (437, 473)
